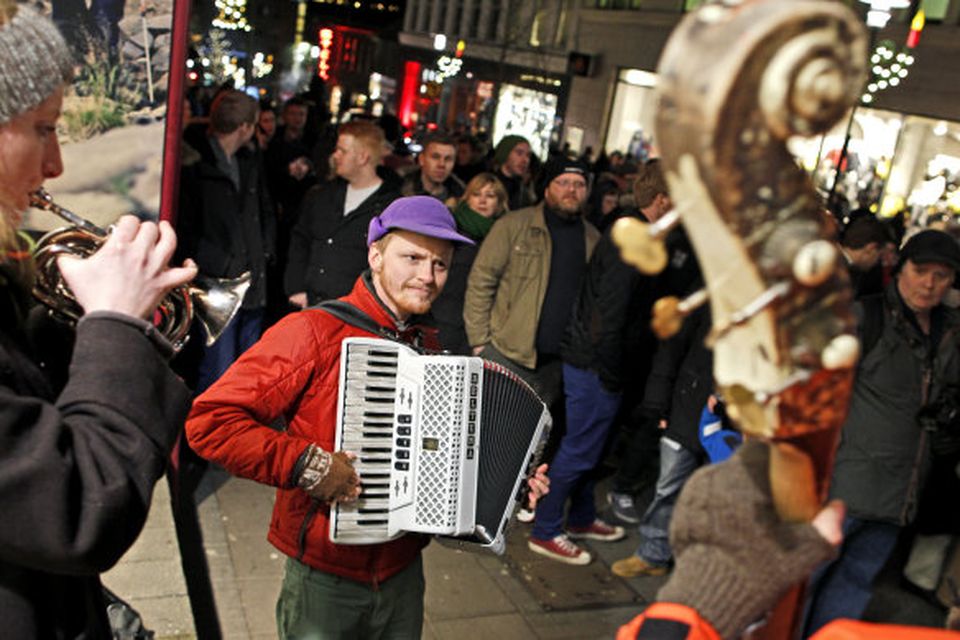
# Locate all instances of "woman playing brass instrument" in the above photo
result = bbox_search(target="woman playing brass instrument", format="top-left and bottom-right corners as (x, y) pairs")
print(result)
(0, 2), (197, 637)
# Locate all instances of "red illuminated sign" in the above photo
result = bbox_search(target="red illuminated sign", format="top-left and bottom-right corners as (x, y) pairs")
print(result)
(318, 28), (334, 80)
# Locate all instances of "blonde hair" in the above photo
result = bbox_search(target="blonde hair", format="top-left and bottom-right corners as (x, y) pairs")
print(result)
(461, 172), (509, 215)
(339, 120), (386, 164)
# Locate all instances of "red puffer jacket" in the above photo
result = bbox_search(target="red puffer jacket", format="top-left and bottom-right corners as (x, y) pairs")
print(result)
(186, 276), (432, 585)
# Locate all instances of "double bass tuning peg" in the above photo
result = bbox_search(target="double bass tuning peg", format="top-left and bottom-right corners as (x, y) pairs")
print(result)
(611, 209), (682, 275)
(651, 288), (709, 339)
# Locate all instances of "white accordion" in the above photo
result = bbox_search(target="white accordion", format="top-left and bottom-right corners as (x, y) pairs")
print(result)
(329, 338), (551, 553)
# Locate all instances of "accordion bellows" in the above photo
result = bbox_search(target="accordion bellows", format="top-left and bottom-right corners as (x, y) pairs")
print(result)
(330, 338), (551, 554)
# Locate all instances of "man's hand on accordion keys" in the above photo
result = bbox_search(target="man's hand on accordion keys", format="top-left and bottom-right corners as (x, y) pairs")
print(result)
(527, 463), (550, 508)
(297, 446), (362, 504)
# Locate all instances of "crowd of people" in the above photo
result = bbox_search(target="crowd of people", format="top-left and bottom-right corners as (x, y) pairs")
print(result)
(2, 2), (960, 639)
(170, 87), (960, 638)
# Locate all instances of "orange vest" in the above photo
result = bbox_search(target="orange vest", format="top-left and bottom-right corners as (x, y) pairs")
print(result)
(619, 603), (960, 639)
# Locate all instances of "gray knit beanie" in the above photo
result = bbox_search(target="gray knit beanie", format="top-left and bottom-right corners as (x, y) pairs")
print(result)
(0, 2), (74, 124)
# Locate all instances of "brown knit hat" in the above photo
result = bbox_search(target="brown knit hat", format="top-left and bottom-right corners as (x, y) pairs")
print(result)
(0, 2), (74, 125)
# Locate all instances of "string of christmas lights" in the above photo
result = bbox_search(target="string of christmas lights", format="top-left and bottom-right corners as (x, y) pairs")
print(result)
(861, 9), (924, 105)
(213, 0), (252, 32)
(861, 41), (913, 104)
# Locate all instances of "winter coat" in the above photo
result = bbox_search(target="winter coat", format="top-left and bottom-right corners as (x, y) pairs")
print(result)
(432, 241), (480, 355)
(284, 179), (397, 304)
(186, 275), (434, 585)
(561, 221), (700, 394)
(399, 168), (465, 205)
(177, 136), (276, 310)
(831, 282), (960, 525)
(464, 204), (599, 369)
(0, 269), (191, 639)
(641, 302), (712, 455)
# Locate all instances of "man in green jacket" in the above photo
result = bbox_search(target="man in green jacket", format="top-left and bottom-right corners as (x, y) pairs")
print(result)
(463, 158), (600, 408)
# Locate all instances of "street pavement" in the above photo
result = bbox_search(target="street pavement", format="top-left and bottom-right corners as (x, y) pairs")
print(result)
(103, 467), (948, 640)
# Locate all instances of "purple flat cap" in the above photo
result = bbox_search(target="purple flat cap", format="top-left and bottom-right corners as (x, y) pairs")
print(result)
(367, 196), (475, 246)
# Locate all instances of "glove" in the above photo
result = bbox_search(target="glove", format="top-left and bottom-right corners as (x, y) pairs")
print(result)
(657, 439), (838, 639)
(297, 445), (360, 503)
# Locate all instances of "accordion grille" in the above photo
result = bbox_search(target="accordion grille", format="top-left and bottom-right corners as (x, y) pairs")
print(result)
(416, 362), (466, 528)
(472, 362), (549, 540)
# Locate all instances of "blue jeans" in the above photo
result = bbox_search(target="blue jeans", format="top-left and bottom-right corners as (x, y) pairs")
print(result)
(802, 515), (901, 638)
(532, 364), (621, 540)
(196, 307), (264, 394)
(635, 436), (701, 566)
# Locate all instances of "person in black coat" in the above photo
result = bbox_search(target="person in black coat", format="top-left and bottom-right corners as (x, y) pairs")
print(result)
(0, 5), (196, 637)
(176, 89), (276, 393)
(610, 301), (712, 578)
(588, 161), (702, 524)
(284, 120), (399, 306)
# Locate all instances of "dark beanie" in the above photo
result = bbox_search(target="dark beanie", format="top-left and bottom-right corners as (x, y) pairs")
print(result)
(493, 135), (529, 166)
(541, 158), (590, 190)
(898, 229), (960, 271)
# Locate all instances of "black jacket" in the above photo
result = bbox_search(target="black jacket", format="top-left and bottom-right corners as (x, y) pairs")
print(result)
(399, 168), (465, 204)
(641, 302), (712, 455)
(0, 272), (191, 638)
(177, 136), (276, 310)
(432, 242), (480, 355)
(284, 179), (398, 304)
(561, 220), (701, 394)
(831, 283), (960, 525)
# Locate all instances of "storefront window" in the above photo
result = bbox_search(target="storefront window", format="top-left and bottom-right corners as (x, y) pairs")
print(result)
(492, 84), (558, 160)
(604, 68), (658, 162)
(922, 0), (950, 21)
(787, 108), (960, 224)
(787, 107), (902, 216)
(884, 116), (960, 224)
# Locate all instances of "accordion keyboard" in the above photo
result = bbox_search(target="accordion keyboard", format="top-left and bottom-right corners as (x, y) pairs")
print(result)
(330, 337), (551, 552)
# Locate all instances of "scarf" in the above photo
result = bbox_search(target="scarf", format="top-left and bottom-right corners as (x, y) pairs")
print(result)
(452, 200), (499, 242)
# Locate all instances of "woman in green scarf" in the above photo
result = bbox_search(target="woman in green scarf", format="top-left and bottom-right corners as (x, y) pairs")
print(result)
(435, 173), (508, 353)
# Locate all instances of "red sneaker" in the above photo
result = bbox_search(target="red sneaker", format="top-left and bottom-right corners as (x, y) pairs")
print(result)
(528, 534), (593, 565)
(566, 519), (626, 542)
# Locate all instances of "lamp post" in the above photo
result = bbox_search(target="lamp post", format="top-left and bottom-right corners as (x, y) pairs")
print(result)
(826, 0), (911, 215)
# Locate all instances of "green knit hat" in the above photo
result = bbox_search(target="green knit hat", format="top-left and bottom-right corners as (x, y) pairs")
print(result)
(493, 134), (529, 166)
(0, 2), (74, 125)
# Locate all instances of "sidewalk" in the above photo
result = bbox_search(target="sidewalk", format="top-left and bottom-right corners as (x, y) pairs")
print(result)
(104, 470), (658, 640)
(104, 467), (948, 639)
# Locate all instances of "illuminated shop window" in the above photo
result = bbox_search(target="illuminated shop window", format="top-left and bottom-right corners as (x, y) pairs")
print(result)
(921, 0), (948, 21)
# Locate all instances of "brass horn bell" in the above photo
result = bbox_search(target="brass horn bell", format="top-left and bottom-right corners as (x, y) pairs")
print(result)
(29, 189), (251, 352)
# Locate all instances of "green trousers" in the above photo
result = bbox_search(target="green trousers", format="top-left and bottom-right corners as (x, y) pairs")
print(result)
(276, 555), (425, 639)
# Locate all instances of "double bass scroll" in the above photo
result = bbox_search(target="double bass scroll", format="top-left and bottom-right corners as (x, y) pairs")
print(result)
(619, 0), (870, 637)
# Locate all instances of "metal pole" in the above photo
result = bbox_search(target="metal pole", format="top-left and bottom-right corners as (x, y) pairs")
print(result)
(140, 0), (155, 104)
(826, 25), (879, 215)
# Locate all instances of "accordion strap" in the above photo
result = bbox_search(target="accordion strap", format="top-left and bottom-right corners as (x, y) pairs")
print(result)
(313, 300), (403, 341)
